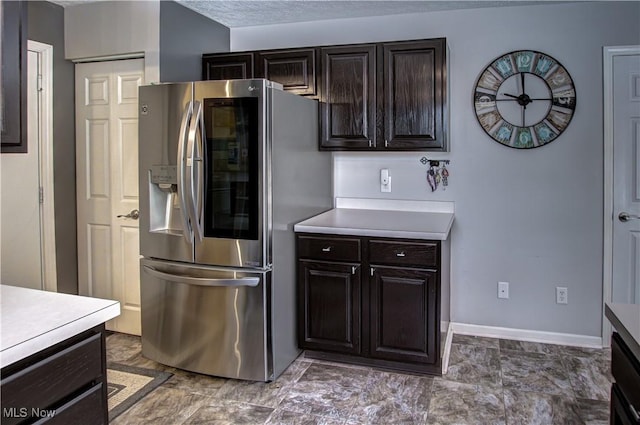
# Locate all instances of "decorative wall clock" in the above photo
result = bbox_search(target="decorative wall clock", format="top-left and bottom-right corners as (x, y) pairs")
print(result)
(473, 50), (576, 149)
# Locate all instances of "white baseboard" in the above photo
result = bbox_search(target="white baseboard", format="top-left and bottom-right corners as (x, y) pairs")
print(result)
(450, 322), (604, 349)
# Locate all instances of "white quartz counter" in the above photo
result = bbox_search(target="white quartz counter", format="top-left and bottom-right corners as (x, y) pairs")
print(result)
(294, 198), (454, 240)
(0, 285), (120, 368)
(605, 302), (640, 360)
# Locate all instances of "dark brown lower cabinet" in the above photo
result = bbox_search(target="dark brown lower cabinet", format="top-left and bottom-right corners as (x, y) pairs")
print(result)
(610, 332), (640, 425)
(0, 325), (108, 425)
(297, 233), (442, 375)
(370, 266), (438, 364)
(298, 260), (361, 355)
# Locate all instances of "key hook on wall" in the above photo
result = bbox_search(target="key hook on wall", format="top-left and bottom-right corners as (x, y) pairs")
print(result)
(420, 157), (450, 192)
(420, 157), (450, 168)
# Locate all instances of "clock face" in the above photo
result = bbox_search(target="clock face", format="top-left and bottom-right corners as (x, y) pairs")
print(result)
(473, 50), (576, 149)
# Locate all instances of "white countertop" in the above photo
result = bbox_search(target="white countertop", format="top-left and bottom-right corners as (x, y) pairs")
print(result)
(294, 198), (454, 240)
(605, 302), (640, 360)
(0, 285), (120, 368)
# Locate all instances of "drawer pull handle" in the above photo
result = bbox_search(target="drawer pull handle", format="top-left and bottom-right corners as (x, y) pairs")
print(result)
(396, 252), (406, 257)
(322, 247), (332, 252)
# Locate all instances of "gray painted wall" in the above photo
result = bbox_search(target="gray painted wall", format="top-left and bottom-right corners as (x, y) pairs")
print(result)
(232, 1), (640, 338)
(159, 1), (229, 82)
(27, 1), (77, 294)
(64, 0), (159, 60)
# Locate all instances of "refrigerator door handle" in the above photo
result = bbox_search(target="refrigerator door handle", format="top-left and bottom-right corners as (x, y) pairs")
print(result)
(177, 101), (194, 243)
(142, 265), (260, 287)
(195, 101), (205, 241)
(187, 100), (204, 242)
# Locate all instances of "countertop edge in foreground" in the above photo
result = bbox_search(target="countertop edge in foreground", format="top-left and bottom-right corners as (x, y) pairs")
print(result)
(605, 302), (640, 360)
(0, 285), (120, 368)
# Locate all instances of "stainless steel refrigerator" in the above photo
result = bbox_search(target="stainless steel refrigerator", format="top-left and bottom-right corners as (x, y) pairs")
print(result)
(138, 79), (332, 381)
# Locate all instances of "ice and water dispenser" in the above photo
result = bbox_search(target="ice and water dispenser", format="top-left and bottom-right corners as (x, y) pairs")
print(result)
(147, 165), (183, 234)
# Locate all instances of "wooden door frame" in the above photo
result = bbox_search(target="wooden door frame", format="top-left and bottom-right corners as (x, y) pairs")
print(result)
(28, 40), (57, 292)
(602, 45), (640, 347)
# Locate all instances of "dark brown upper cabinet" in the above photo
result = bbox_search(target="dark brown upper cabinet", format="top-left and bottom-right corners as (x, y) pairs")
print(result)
(381, 39), (447, 151)
(202, 52), (254, 80)
(202, 37), (448, 152)
(320, 38), (447, 151)
(319, 44), (377, 150)
(1, 0), (28, 154)
(202, 49), (318, 96)
(255, 48), (317, 96)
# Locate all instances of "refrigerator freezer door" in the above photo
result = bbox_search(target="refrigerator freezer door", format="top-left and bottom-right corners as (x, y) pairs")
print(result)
(140, 258), (271, 381)
(139, 83), (195, 263)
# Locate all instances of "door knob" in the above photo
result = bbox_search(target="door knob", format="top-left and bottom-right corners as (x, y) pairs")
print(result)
(619, 212), (640, 222)
(117, 209), (139, 220)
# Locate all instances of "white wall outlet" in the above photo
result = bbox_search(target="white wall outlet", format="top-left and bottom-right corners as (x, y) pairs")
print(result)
(556, 287), (568, 304)
(380, 168), (391, 192)
(498, 281), (509, 299)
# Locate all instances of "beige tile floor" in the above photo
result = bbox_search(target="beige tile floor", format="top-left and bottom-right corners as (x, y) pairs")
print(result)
(106, 332), (611, 425)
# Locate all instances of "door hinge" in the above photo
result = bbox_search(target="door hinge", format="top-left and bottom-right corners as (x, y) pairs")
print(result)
(39, 187), (44, 204)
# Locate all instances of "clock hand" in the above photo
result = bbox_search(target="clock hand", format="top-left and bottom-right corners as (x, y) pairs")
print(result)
(496, 96), (552, 101)
(521, 73), (525, 96)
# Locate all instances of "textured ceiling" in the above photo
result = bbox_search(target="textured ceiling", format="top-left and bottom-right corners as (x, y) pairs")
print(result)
(52, 1), (571, 28)
(175, 1), (560, 28)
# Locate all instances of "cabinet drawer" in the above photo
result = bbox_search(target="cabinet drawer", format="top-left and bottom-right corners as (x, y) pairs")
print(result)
(369, 240), (438, 268)
(34, 383), (106, 425)
(1, 331), (104, 421)
(612, 332), (640, 412)
(298, 235), (361, 262)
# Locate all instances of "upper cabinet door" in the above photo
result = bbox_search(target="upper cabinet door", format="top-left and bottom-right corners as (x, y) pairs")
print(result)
(381, 39), (447, 151)
(1, 0), (27, 153)
(319, 45), (377, 150)
(255, 48), (317, 96)
(202, 53), (254, 80)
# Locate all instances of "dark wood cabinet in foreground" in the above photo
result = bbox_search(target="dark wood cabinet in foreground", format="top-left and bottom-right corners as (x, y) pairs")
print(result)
(0, 325), (108, 425)
(610, 332), (640, 425)
(297, 233), (442, 375)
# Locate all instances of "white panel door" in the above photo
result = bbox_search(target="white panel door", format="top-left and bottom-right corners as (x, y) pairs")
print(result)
(612, 53), (640, 304)
(76, 58), (144, 334)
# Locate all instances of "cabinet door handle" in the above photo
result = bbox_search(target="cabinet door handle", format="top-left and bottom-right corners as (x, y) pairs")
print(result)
(396, 252), (406, 257)
(322, 247), (332, 252)
(351, 266), (357, 275)
(370, 267), (375, 276)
